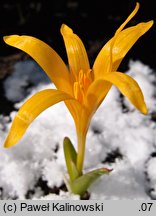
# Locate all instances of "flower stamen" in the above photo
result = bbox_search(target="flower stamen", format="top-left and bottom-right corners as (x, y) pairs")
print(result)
(73, 69), (92, 104)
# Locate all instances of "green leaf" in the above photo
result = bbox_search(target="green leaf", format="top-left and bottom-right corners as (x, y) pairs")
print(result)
(70, 168), (112, 196)
(63, 137), (80, 181)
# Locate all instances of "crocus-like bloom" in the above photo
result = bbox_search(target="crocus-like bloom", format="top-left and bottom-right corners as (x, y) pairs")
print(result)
(3, 3), (153, 174)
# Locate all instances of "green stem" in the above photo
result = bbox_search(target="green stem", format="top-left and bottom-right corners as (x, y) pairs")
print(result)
(76, 132), (86, 175)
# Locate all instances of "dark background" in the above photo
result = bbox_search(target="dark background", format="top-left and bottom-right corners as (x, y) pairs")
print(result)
(0, 0), (155, 70)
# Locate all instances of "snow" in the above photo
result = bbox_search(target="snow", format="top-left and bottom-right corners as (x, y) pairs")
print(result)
(0, 59), (156, 200)
(36, 191), (80, 200)
(4, 60), (50, 103)
(145, 157), (156, 199)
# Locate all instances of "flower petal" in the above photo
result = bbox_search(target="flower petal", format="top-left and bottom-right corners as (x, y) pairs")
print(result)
(86, 72), (147, 115)
(104, 72), (147, 114)
(114, 2), (140, 36)
(111, 21), (153, 71)
(85, 79), (112, 114)
(65, 100), (82, 128)
(3, 35), (73, 95)
(4, 89), (74, 148)
(61, 24), (90, 76)
(93, 2), (139, 79)
(93, 5), (153, 79)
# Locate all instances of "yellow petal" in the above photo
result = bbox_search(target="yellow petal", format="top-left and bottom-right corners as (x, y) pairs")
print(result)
(85, 79), (112, 114)
(3, 35), (73, 95)
(93, 2), (139, 79)
(65, 100), (82, 128)
(4, 89), (74, 148)
(93, 5), (153, 79)
(60, 24), (90, 77)
(103, 72), (148, 114)
(65, 100), (90, 148)
(114, 2), (139, 36)
(111, 21), (153, 71)
(108, 2), (139, 70)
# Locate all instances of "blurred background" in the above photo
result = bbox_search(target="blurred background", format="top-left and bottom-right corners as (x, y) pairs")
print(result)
(0, 0), (155, 114)
(0, 0), (155, 66)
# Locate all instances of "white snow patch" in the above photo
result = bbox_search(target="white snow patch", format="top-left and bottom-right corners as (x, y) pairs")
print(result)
(90, 160), (150, 200)
(146, 157), (156, 199)
(36, 191), (80, 200)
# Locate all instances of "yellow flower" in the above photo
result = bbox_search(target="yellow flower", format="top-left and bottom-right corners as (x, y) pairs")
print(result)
(3, 3), (153, 174)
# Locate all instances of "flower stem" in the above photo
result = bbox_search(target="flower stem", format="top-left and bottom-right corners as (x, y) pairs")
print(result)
(76, 132), (86, 175)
